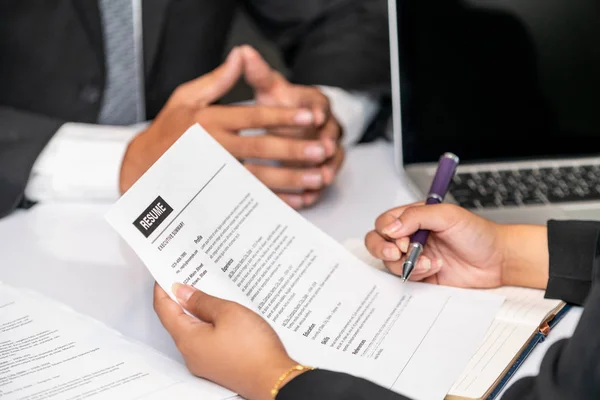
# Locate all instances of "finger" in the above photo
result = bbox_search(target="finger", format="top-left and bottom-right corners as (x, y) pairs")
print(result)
(266, 100), (330, 137)
(202, 105), (315, 131)
(383, 260), (404, 276)
(295, 87), (330, 127)
(365, 230), (402, 261)
(240, 45), (279, 92)
(278, 190), (322, 209)
(153, 283), (195, 341)
(384, 255), (435, 279)
(278, 193), (304, 209)
(404, 256), (434, 281)
(374, 202), (426, 238)
(244, 163), (325, 191)
(407, 258), (443, 282)
(240, 46), (330, 127)
(321, 147), (345, 185)
(276, 140), (341, 173)
(172, 47), (243, 108)
(318, 116), (342, 143)
(311, 102), (329, 128)
(302, 190), (322, 207)
(395, 237), (410, 253)
(266, 126), (319, 139)
(173, 283), (230, 324)
(392, 204), (465, 239)
(222, 134), (328, 163)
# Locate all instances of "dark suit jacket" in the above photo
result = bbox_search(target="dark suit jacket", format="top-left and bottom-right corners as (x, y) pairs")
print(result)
(278, 220), (600, 400)
(0, 0), (390, 218)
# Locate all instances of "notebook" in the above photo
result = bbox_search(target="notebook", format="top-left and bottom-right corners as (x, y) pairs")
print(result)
(445, 286), (567, 400)
(342, 238), (568, 400)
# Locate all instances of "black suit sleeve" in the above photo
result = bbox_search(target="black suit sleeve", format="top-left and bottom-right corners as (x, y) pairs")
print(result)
(278, 220), (600, 400)
(242, 0), (390, 93)
(544, 220), (600, 305)
(502, 220), (600, 400)
(0, 106), (64, 218)
(278, 369), (408, 400)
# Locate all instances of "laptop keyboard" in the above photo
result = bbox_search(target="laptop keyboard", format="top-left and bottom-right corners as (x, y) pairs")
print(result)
(449, 165), (600, 209)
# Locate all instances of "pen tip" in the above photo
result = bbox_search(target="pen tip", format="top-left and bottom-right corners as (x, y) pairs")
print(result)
(401, 277), (407, 283)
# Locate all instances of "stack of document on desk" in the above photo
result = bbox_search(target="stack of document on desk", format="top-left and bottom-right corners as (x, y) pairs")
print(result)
(0, 282), (234, 400)
(106, 124), (505, 400)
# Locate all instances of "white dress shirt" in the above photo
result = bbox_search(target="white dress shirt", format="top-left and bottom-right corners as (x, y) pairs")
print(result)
(24, 2), (379, 203)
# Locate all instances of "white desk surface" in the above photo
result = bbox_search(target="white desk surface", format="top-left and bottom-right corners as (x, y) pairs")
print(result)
(0, 140), (582, 398)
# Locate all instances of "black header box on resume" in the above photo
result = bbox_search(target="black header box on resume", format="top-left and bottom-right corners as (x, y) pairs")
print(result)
(133, 196), (173, 238)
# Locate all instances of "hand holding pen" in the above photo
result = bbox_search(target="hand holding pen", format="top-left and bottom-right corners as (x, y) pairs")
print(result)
(400, 153), (459, 281)
(364, 153), (509, 289)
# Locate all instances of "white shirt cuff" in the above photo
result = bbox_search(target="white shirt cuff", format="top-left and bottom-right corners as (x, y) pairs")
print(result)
(25, 122), (147, 202)
(317, 86), (380, 147)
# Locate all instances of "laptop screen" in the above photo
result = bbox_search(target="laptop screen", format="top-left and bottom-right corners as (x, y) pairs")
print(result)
(395, 0), (600, 165)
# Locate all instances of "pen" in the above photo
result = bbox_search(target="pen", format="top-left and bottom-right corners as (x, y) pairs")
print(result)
(400, 152), (460, 282)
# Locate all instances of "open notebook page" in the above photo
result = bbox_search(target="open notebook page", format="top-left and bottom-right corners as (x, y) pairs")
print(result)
(446, 287), (564, 399)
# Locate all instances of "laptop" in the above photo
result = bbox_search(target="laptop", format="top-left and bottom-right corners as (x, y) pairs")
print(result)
(388, 0), (600, 224)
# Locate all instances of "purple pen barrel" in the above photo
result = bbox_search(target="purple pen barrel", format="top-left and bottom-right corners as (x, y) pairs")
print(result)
(428, 152), (459, 204)
(400, 153), (459, 281)
(411, 153), (459, 247)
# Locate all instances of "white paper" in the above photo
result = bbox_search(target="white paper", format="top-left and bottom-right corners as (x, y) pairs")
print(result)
(0, 282), (233, 400)
(106, 124), (504, 400)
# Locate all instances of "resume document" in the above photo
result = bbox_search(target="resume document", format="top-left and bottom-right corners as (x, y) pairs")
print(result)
(106, 124), (504, 400)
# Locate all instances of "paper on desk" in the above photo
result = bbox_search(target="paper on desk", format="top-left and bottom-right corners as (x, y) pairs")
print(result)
(105, 124), (504, 400)
(0, 282), (233, 400)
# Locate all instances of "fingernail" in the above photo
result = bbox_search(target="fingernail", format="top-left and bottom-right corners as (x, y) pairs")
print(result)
(294, 109), (314, 125)
(304, 144), (326, 161)
(436, 258), (444, 268)
(303, 172), (323, 188)
(383, 220), (403, 236)
(172, 283), (195, 303)
(382, 246), (401, 261)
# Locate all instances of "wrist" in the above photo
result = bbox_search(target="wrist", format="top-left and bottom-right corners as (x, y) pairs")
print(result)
(500, 224), (549, 289)
(257, 358), (311, 400)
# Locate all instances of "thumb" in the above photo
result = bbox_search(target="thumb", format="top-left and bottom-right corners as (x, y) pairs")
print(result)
(172, 283), (227, 324)
(240, 45), (280, 92)
(173, 47), (243, 108)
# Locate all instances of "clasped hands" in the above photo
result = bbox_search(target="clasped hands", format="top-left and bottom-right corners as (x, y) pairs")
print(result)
(120, 46), (344, 209)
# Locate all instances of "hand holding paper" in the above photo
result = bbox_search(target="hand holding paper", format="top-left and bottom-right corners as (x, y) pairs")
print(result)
(154, 282), (299, 400)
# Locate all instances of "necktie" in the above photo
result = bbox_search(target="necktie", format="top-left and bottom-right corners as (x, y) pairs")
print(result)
(97, 0), (143, 125)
